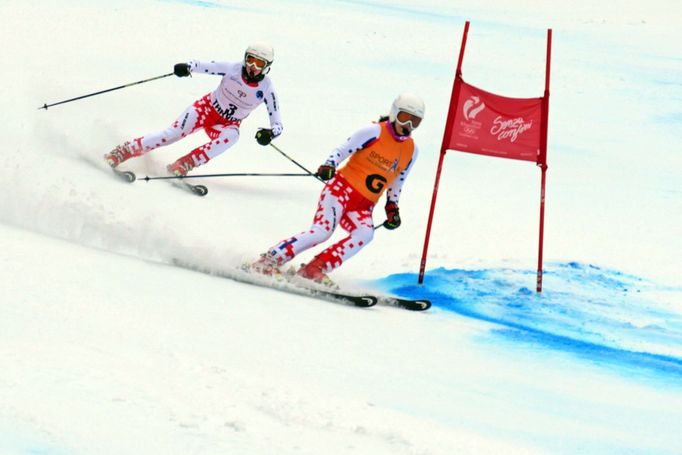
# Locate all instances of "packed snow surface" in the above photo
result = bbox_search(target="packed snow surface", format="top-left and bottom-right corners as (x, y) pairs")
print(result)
(1, 0), (680, 454)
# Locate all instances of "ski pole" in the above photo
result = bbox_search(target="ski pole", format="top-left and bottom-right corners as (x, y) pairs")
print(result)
(145, 173), (387, 228)
(268, 143), (323, 182)
(38, 72), (174, 110)
(142, 166), (389, 228)
(268, 144), (389, 229)
(142, 172), (314, 181)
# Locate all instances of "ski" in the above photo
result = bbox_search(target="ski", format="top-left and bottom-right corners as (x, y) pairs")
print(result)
(170, 258), (429, 311)
(295, 288), (432, 310)
(379, 297), (431, 311)
(101, 157), (204, 196)
(301, 288), (378, 307)
(281, 271), (429, 310)
(171, 258), (379, 308)
(172, 180), (208, 197)
(240, 262), (378, 308)
(111, 168), (136, 183)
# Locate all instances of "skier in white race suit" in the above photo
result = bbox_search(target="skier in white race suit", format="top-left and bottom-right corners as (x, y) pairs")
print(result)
(104, 42), (283, 176)
(253, 93), (425, 286)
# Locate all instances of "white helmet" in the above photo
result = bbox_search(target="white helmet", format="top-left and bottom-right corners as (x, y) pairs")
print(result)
(389, 92), (425, 123)
(244, 42), (274, 69)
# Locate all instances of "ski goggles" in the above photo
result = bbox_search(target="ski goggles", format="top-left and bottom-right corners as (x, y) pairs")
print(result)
(396, 110), (422, 128)
(245, 54), (268, 71)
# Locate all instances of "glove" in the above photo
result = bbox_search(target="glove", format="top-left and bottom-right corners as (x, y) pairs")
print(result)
(255, 128), (274, 146)
(174, 63), (191, 77)
(316, 164), (336, 181)
(383, 202), (401, 230)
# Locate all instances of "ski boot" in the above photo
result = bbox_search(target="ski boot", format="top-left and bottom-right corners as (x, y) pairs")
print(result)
(248, 254), (283, 278)
(104, 142), (136, 168)
(167, 155), (196, 177)
(296, 258), (336, 288)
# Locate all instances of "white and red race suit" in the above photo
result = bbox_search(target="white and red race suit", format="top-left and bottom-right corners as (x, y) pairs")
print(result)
(127, 60), (283, 169)
(266, 120), (419, 274)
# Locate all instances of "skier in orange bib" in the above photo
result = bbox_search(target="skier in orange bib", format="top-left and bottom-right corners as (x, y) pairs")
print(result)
(253, 93), (425, 285)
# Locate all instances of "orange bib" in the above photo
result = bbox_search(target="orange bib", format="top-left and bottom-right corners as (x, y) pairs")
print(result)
(338, 122), (415, 203)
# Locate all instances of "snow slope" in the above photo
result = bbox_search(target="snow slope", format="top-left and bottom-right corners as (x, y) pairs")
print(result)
(1, 0), (681, 454)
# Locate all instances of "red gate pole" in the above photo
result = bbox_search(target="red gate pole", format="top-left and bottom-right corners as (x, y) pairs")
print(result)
(418, 21), (470, 284)
(536, 28), (552, 292)
(536, 164), (547, 292)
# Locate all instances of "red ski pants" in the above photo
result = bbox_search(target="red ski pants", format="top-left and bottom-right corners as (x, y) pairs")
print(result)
(267, 174), (375, 273)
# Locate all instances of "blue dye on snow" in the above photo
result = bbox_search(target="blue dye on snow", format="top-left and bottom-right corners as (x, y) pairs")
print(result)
(162, 0), (220, 7)
(0, 431), (71, 455)
(157, 0), (253, 10)
(372, 262), (682, 378)
(655, 112), (682, 123)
